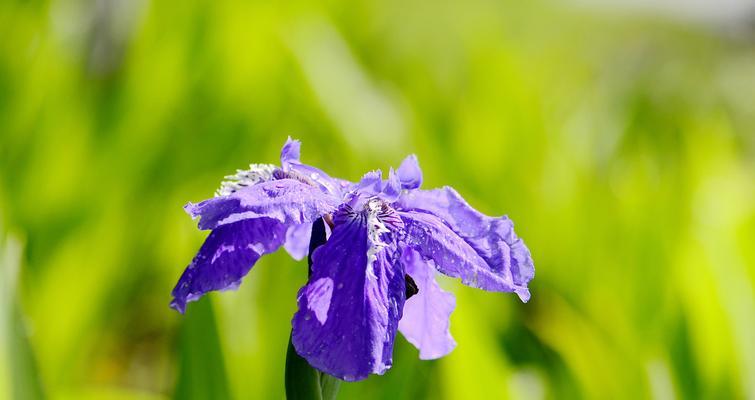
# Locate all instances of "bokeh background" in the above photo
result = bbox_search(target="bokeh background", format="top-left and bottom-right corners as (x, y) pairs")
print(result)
(2, 0), (754, 399)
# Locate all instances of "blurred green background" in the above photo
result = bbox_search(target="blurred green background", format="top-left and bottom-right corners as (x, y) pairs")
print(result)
(1, 0), (754, 399)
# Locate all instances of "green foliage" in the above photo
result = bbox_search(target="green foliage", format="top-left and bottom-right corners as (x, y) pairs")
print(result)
(0, 0), (753, 399)
(174, 298), (230, 400)
(285, 334), (341, 400)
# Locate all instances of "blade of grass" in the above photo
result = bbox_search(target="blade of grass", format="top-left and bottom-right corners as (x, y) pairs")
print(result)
(174, 297), (231, 400)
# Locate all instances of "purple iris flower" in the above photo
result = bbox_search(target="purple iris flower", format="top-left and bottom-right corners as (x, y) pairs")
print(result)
(171, 137), (534, 381)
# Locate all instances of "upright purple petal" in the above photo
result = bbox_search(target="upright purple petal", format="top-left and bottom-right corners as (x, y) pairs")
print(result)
(283, 222), (312, 261)
(352, 169), (401, 202)
(397, 187), (534, 301)
(291, 203), (405, 381)
(280, 137), (346, 198)
(400, 210), (528, 299)
(382, 168), (402, 202)
(184, 179), (339, 230)
(397, 154), (422, 190)
(352, 170), (383, 196)
(170, 218), (288, 313)
(398, 247), (456, 360)
(280, 136), (302, 167)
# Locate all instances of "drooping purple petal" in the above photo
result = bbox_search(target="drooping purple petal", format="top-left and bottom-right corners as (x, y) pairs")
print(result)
(184, 179), (339, 230)
(280, 137), (347, 198)
(170, 218), (288, 313)
(399, 210), (528, 299)
(397, 187), (534, 301)
(398, 247), (456, 360)
(283, 223), (312, 261)
(397, 154), (422, 190)
(291, 203), (405, 381)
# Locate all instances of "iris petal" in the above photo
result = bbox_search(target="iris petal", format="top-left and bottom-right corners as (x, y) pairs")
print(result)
(400, 210), (526, 297)
(398, 247), (456, 360)
(351, 170), (383, 196)
(291, 205), (405, 381)
(170, 218), (288, 313)
(396, 154), (422, 190)
(397, 187), (534, 301)
(382, 168), (402, 202)
(283, 223), (312, 261)
(351, 169), (401, 202)
(280, 136), (302, 166)
(280, 137), (347, 198)
(185, 179), (339, 230)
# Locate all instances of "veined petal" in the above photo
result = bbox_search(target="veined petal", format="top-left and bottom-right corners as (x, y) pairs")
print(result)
(397, 187), (534, 301)
(398, 247), (456, 360)
(280, 137), (347, 198)
(283, 222), (312, 261)
(280, 136), (302, 167)
(185, 179), (339, 230)
(400, 210), (523, 296)
(351, 170), (383, 196)
(351, 169), (401, 202)
(397, 154), (422, 190)
(291, 203), (405, 381)
(382, 168), (402, 202)
(170, 218), (288, 313)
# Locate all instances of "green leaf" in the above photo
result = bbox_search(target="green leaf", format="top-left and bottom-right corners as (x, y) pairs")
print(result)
(285, 334), (341, 400)
(8, 303), (45, 400)
(2, 235), (44, 400)
(318, 372), (341, 400)
(174, 297), (231, 400)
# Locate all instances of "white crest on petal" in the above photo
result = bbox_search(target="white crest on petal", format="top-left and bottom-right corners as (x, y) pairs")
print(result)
(215, 163), (277, 197)
(365, 198), (392, 276)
